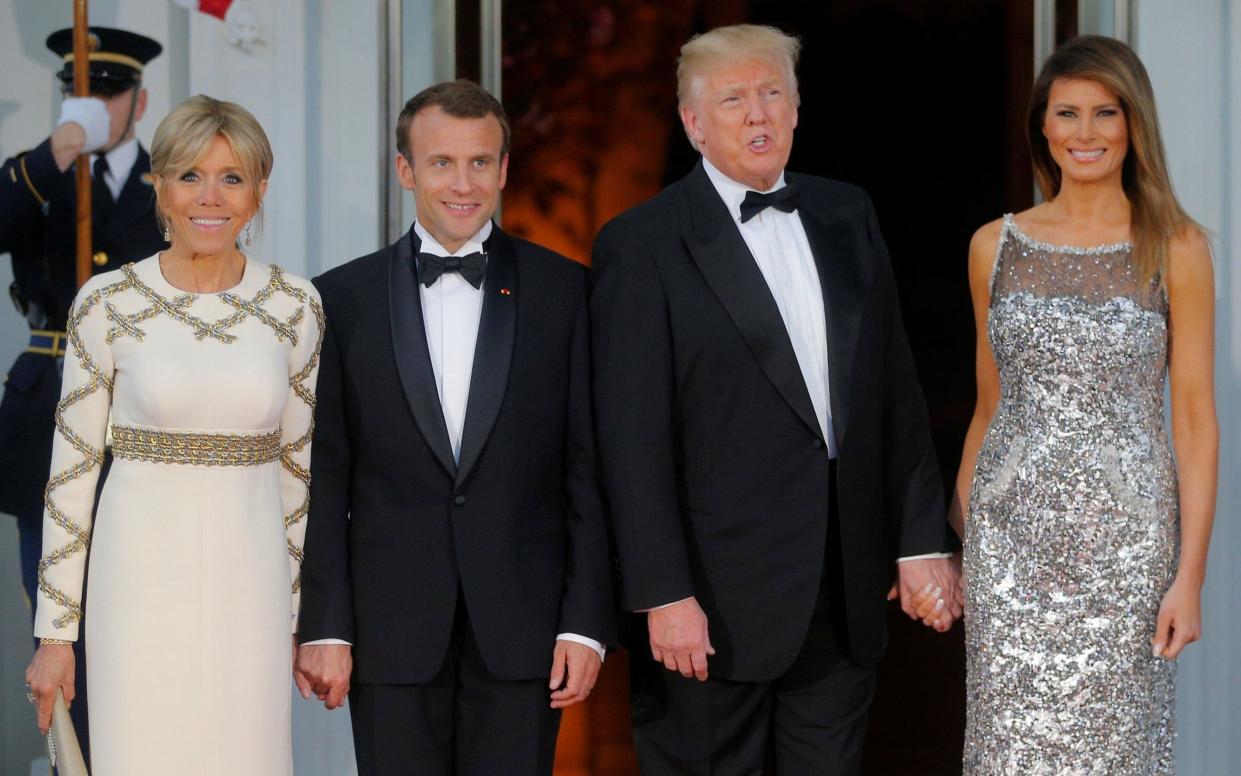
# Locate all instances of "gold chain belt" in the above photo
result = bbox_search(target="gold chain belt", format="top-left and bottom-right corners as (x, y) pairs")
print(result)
(110, 425), (282, 467)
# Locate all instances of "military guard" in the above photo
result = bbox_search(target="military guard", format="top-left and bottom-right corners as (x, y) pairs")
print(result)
(1, 26), (163, 766)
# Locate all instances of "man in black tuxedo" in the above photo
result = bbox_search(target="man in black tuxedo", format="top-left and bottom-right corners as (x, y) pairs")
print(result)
(591, 25), (960, 774)
(294, 80), (616, 776)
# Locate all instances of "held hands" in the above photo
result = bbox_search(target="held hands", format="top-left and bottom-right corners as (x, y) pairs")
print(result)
(548, 639), (602, 709)
(294, 642), (352, 710)
(647, 596), (715, 681)
(888, 555), (964, 633)
(25, 643), (75, 735)
(1152, 576), (1203, 660)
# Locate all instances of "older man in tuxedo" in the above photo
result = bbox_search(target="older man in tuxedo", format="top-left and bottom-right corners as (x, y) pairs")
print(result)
(591, 25), (959, 774)
(295, 80), (615, 776)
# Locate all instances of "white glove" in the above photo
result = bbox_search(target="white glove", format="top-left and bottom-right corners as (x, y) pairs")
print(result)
(57, 97), (111, 154)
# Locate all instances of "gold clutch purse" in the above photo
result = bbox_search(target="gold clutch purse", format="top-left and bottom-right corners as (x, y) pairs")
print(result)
(48, 688), (89, 776)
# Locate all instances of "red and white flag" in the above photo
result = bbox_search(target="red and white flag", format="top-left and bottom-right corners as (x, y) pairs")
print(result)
(172, 0), (233, 20)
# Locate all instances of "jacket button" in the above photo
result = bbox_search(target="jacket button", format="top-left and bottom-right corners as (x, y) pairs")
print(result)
(453, 495), (467, 507)
(92, 251), (108, 266)
(812, 438), (825, 450)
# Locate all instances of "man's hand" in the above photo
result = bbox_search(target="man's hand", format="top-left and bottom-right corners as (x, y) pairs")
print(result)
(548, 640), (602, 709)
(295, 643), (352, 710)
(647, 597), (715, 681)
(887, 556), (962, 632)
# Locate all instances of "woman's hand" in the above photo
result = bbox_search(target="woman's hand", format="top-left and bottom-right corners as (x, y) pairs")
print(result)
(26, 643), (76, 735)
(907, 583), (952, 632)
(1152, 577), (1203, 660)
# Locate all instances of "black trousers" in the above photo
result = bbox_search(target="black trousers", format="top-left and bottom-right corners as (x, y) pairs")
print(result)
(630, 461), (877, 776)
(349, 598), (562, 776)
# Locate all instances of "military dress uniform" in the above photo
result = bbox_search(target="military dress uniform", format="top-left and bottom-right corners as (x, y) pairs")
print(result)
(0, 26), (162, 770)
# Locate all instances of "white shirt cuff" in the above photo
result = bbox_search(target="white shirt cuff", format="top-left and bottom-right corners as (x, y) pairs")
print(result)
(556, 633), (606, 662)
(637, 596), (694, 613)
(301, 638), (352, 647)
(897, 553), (954, 562)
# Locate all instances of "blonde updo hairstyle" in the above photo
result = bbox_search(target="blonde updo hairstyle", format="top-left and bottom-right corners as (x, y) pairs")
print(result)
(150, 95), (273, 242)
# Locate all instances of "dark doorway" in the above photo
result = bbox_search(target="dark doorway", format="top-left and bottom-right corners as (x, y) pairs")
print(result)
(497, 2), (1035, 773)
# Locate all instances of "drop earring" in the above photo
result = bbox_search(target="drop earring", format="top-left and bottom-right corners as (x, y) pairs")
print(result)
(163, 225), (171, 242)
(244, 222), (253, 247)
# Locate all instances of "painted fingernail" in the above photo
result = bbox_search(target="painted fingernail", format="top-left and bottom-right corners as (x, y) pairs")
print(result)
(932, 587), (943, 599)
(933, 599), (944, 612)
(1152, 644), (1163, 658)
(922, 583), (934, 594)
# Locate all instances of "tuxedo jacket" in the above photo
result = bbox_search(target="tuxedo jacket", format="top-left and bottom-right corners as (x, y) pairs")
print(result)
(299, 225), (616, 684)
(0, 139), (163, 518)
(590, 161), (948, 681)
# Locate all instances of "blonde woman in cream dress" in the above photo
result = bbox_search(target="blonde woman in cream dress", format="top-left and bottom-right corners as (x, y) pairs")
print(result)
(25, 95), (323, 776)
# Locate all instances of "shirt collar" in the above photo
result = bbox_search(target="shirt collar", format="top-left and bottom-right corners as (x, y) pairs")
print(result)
(93, 137), (139, 184)
(414, 219), (493, 257)
(701, 155), (788, 225)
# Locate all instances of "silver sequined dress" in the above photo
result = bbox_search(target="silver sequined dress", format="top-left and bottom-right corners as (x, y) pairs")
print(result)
(963, 215), (1179, 775)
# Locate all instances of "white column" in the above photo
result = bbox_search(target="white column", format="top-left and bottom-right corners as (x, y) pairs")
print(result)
(1135, 1), (1239, 772)
(307, 0), (381, 275)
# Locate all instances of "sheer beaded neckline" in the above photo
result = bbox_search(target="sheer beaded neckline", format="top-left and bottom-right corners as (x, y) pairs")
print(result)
(1004, 213), (1132, 255)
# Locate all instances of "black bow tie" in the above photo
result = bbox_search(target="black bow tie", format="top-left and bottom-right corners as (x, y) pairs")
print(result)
(739, 183), (801, 223)
(418, 252), (486, 289)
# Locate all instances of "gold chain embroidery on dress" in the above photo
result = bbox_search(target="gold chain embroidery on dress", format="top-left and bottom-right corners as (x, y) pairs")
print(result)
(39, 275), (130, 628)
(105, 263), (306, 344)
(283, 294), (325, 594)
(111, 426), (282, 466)
(39, 264), (323, 630)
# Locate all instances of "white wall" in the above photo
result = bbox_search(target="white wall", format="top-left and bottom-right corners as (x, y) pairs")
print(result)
(1135, 0), (1241, 771)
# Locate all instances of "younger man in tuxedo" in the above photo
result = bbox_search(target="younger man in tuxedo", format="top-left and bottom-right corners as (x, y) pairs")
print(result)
(295, 80), (615, 776)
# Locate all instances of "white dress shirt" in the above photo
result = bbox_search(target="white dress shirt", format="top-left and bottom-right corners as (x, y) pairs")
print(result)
(703, 156), (837, 457)
(91, 137), (138, 201)
(305, 220), (606, 660)
(416, 219), (490, 462)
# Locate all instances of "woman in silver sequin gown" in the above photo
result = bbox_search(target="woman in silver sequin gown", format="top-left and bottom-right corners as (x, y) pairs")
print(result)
(946, 37), (1218, 775)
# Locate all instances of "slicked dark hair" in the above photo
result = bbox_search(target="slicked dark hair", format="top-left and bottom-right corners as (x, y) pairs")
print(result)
(396, 79), (510, 161)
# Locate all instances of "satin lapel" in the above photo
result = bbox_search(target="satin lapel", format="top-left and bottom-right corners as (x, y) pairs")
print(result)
(388, 228), (457, 476)
(100, 149), (157, 240)
(683, 164), (821, 440)
(455, 226), (517, 487)
(796, 193), (865, 450)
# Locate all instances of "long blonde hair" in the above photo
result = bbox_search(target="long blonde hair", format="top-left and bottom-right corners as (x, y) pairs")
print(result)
(1027, 35), (1199, 284)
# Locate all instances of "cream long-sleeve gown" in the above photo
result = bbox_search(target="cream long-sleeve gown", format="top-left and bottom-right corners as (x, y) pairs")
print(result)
(34, 255), (323, 776)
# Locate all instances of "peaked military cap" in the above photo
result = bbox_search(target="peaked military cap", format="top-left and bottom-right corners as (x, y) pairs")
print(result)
(46, 27), (162, 96)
